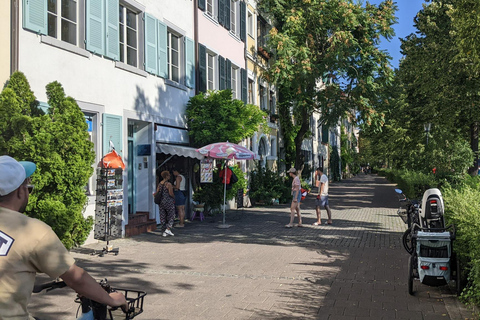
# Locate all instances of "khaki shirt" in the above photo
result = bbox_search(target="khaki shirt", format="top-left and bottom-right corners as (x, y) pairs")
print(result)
(0, 207), (75, 320)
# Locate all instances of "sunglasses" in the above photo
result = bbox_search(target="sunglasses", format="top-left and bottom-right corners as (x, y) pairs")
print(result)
(27, 184), (35, 194)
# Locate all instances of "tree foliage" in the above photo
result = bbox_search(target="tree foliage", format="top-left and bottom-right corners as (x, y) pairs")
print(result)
(257, 0), (397, 168)
(0, 72), (95, 249)
(186, 90), (267, 147)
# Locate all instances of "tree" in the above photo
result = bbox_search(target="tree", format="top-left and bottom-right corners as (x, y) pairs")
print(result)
(0, 72), (95, 249)
(257, 0), (397, 169)
(186, 90), (267, 147)
(399, 0), (479, 175)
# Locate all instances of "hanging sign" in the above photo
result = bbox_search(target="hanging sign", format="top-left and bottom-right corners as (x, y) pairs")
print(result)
(200, 158), (214, 183)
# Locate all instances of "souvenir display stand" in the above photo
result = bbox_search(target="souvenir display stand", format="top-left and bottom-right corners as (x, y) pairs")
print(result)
(94, 167), (123, 256)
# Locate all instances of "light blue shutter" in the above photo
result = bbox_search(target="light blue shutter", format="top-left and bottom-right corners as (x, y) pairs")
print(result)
(86, 0), (105, 55)
(185, 37), (195, 89)
(241, 68), (247, 104)
(157, 21), (168, 78)
(198, 44), (207, 93)
(218, 0), (225, 26)
(105, 0), (119, 60)
(144, 13), (157, 74)
(103, 114), (123, 156)
(240, 1), (246, 42)
(226, 59), (231, 90)
(22, 0), (47, 35)
(219, 56), (225, 90)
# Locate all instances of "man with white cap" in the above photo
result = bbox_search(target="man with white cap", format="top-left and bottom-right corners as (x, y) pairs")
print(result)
(0, 156), (126, 319)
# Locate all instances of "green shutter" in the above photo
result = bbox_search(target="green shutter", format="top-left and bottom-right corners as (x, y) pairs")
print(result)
(225, 0), (230, 31)
(198, 0), (205, 11)
(157, 21), (168, 78)
(86, 0), (105, 55)
(185, 37), (195, 89)
(226, 59), (232, 90)
(218, 0), (225, 26)
(22, 0), (47, 35)
(240, 1), (246, 42)
(219, 56), (225, 90)
(105, 0), (119, 60)
(198, 43), (207, 93)
(241, 68), (247, 104)
(322, 126), (329, 144)
(103, 114), (123, 156)
(144, 13), (157, 74)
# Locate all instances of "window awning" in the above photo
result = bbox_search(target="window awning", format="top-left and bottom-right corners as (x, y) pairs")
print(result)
(156, 143), (204, 160)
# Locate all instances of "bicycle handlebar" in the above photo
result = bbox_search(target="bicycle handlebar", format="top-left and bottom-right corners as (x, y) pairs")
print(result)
(32, 279), (67, 293)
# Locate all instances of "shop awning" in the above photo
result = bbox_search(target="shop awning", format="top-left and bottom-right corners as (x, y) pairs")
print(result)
(156, 143), (204, 160)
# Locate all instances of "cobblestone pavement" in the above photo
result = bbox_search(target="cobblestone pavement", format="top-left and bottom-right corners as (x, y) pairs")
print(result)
(29, 174), (476, 319)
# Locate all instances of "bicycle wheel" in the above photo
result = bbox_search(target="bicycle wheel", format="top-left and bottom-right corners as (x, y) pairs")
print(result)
(402, 228), (414, 254)
(408, 255), (415, 295)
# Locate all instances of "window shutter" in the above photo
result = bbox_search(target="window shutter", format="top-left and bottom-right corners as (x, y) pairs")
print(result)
(224, 0), (230, 31)
(103, 114), (123, 157)
(86, 0), (105, 55)
(241, 68), (247, 104)
(185, 37), (195, 89)
(144, 13), (157, 74)
(240, 1), (246, 42)
(218, 0), (225, 26)
(105, 0), (119, 60)
(226, 59), (232, 90)
(321, 126), (329, 144)
(219, 56), (226, 90)
(157, 21), (168, 78)
(22, 0), (47, 35)
(198, 0), (205, 11)
(198, 44), (207, 93)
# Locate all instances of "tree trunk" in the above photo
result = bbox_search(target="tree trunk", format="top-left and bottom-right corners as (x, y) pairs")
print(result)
(468, 121), (479, 176)
(294, 106), (310, 171)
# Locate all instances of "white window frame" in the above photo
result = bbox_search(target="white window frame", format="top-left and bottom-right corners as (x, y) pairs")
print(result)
(231, 65), (238, 99)
(206, 0), (215, 18)
(248, 78), (255, 104)
(47, 0), (78, 46)
(207, 52), (216, 90)
(167, 31), (182, 83)
(259, 84), (267, 111)
(230, 0), (236, 35)
(247, 10), (253, 37)
(119, 4), (139, 67)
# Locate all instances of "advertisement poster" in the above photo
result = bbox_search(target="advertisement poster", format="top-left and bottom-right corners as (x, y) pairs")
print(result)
(200, 158), (214, 183)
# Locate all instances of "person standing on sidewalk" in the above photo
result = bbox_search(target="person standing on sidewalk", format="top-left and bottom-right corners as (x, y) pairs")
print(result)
(313, 167), (333, 225)
(155, 171), (175, 237)
(172, 169), (186, 228)
(0, 156), (127, 319)
(286, 168), (302, 228)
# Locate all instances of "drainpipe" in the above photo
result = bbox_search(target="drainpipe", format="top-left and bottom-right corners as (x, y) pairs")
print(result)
(194, 0), (199, 96)
(10, 0), (19, 74)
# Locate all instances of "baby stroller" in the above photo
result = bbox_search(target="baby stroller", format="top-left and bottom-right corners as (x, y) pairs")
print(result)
(403, 188), (461, 295)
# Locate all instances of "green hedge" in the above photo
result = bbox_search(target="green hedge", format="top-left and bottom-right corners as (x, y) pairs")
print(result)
(376, 168), (437, 199)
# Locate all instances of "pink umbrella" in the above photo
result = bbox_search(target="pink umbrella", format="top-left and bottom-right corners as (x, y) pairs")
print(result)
(196, 142), (257, 227)
(196, 142), (257, 160)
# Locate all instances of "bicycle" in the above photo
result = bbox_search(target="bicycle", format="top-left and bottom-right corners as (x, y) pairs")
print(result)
(32, 278), (146, 320)
(395, 188), (420, 254)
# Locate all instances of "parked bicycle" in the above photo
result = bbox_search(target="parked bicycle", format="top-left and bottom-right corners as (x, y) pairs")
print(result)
(32, 278), (146, 320)
(395, 189), (420, 254)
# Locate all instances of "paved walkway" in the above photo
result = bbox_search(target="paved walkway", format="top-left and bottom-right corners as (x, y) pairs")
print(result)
(29, 174), (475, 319)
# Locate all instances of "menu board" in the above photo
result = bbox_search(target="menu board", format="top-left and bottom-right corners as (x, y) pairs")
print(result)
(200, 158), (214, 183)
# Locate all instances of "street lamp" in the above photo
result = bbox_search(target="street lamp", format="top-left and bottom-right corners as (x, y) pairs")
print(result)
(424, 123), (431, 146)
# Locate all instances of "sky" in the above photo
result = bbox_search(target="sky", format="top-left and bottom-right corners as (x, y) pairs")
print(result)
(368, 0), (426, 69)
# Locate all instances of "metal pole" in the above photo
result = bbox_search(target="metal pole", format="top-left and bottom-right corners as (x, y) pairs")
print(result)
(223, 161), (227, 225)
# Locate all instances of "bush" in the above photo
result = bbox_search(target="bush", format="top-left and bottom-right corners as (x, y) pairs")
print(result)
(443, 180), (480, 307)
(377, 168), (437, 199)
(249, 163), (291, 205)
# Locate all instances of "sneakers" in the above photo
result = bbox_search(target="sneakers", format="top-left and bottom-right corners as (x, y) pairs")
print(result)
(164, 229), (174, 236)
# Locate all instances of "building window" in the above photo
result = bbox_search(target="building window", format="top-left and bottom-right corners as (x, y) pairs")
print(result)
(248, 79), (254, 104)
(119, 5), (138, 67)
(231, 66), (238, 99)
(230, 1), (236, 34)
(257, 17), (268, 49)
(47, 0), (77, 45)
(259, 84), (267, 111)
(168, 32), (181, 83)
(269, 90), (275, 114)
(206, 0), (214, 17)
(207, 53), (215, 90)
(247, 11), (253, 37)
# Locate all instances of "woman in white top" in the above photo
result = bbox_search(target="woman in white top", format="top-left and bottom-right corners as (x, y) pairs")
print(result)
(172, 169), (186, 227)
(286, 168), (302, 228)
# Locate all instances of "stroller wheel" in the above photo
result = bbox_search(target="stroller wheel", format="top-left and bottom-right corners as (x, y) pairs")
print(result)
(402, 229), (414, 255)
(408, 255), (415, 295)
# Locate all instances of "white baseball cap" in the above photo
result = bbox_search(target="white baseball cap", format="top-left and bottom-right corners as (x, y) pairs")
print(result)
(287, 168), (296, 174)
(0, 156), (36, 196)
